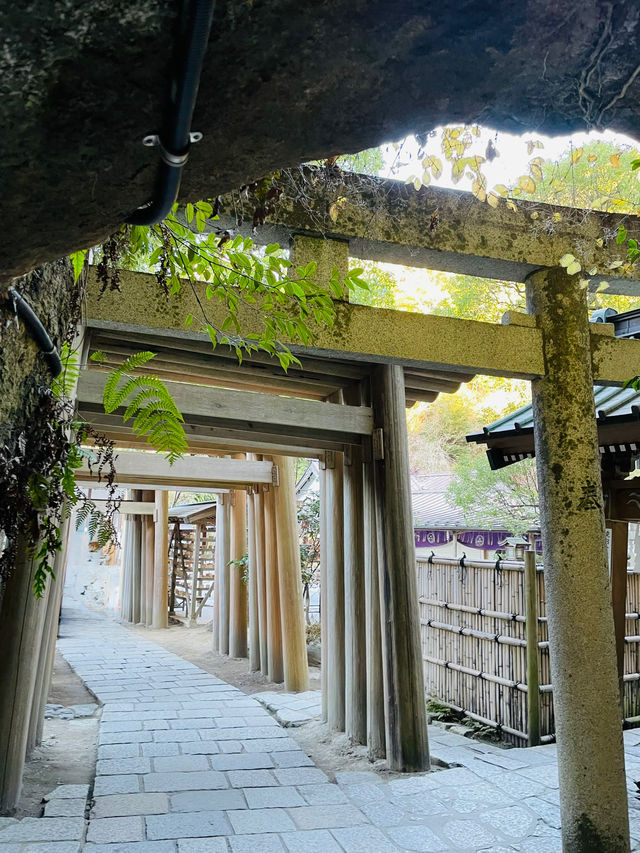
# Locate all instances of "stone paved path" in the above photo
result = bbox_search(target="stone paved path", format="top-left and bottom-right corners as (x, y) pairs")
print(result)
(4, 601), (640, 853)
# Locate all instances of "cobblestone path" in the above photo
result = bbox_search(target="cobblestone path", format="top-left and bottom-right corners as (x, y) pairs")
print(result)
(3, 601), (640, 852)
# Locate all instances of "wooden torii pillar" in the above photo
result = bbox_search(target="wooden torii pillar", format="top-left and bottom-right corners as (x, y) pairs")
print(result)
(229, 488), (248, 658)
(371, 364), (429, 772)
(263, 469), (284, 683)
(273, 455), (309, 692)
(152, 490), (169, 629)
(0, 539), (52, 813)
(213, 494), (231, 654)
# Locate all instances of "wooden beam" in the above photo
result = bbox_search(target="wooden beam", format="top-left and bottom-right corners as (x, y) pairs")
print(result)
(77, 414), (345, 459)
(91, 500), (155, 515)
(78, 370), (373, 443)
(77, 448), (275, 490)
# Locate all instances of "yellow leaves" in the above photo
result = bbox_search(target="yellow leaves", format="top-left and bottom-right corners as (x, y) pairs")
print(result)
(587, 154), (598, 163)
(553, 212), (563, 223)
(506, 199), (518, 212)
(494, 184), (509, 197)
(607, 259), (624, 270)
(486, 192), (500, 208)
(526, 139), (544, 155)
(451, 159), (466, 184)
(529, 157), (544, 181)
(530, 163), (543, 181)
(421, 155), (443, 180)
(518, 175), (536, 194)
(609, 153), (621, 168)
(451, 155), (485, 185)
(443, 135), (467, 161)
(328, 196), (347, 222)
(570, 147), (584, 165)
(466, 155), (485, 173)
(471, 174), (487, 203)
(559, 253), (581, 276)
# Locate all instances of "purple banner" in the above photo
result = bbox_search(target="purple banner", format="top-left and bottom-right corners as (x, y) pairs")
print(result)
(456, 530), (511, 551)
(414, 529), (453, 548)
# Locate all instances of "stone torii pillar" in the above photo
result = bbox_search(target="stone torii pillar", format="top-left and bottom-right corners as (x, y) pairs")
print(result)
(527, 267), (629, 853)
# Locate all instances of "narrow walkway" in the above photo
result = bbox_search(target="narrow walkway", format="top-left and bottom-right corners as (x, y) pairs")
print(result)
(6, 601), (640, 853)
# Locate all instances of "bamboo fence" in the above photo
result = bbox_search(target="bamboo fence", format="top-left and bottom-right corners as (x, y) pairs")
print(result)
(418, 555), (640, 744)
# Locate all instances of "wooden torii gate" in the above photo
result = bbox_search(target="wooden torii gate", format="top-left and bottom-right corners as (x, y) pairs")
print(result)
(74, 176), (640, 852)
(2, 175), (640, 849)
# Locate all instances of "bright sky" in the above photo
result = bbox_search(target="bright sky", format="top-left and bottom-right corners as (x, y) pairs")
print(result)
(371, 125), (640, 419)
(369, 125), (640, 311)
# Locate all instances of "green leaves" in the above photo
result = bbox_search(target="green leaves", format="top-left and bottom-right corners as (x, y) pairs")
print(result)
(69, 249), (87, 282)
(102, 352), (188, 464)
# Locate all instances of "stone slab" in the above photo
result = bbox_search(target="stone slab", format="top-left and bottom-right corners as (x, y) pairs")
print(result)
(86, 816), (146, 844)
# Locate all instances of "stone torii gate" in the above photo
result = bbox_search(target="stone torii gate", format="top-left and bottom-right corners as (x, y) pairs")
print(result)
(78, 175), (640, 852)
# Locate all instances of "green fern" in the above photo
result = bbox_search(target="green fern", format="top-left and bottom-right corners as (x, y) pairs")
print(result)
(102, 352), (188, 463)
(52, 343), (80, 399)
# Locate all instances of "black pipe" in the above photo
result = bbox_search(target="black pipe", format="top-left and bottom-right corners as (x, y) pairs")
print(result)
(125, 0), (215, 226)
(7, 287), (63, 377)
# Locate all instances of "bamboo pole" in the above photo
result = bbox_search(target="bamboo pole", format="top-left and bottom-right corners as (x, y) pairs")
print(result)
(152, 490), (169, 629)
(247, 490), (260, 671)
(273, 455), (309, 692)
(524, 550), (540, 746)
(264, 481), (284, 683)
(610, 521), (629, 705)
(189, 523), (202, 626)
(229, 489), (248, 658)
(371, 364), (429, 771)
